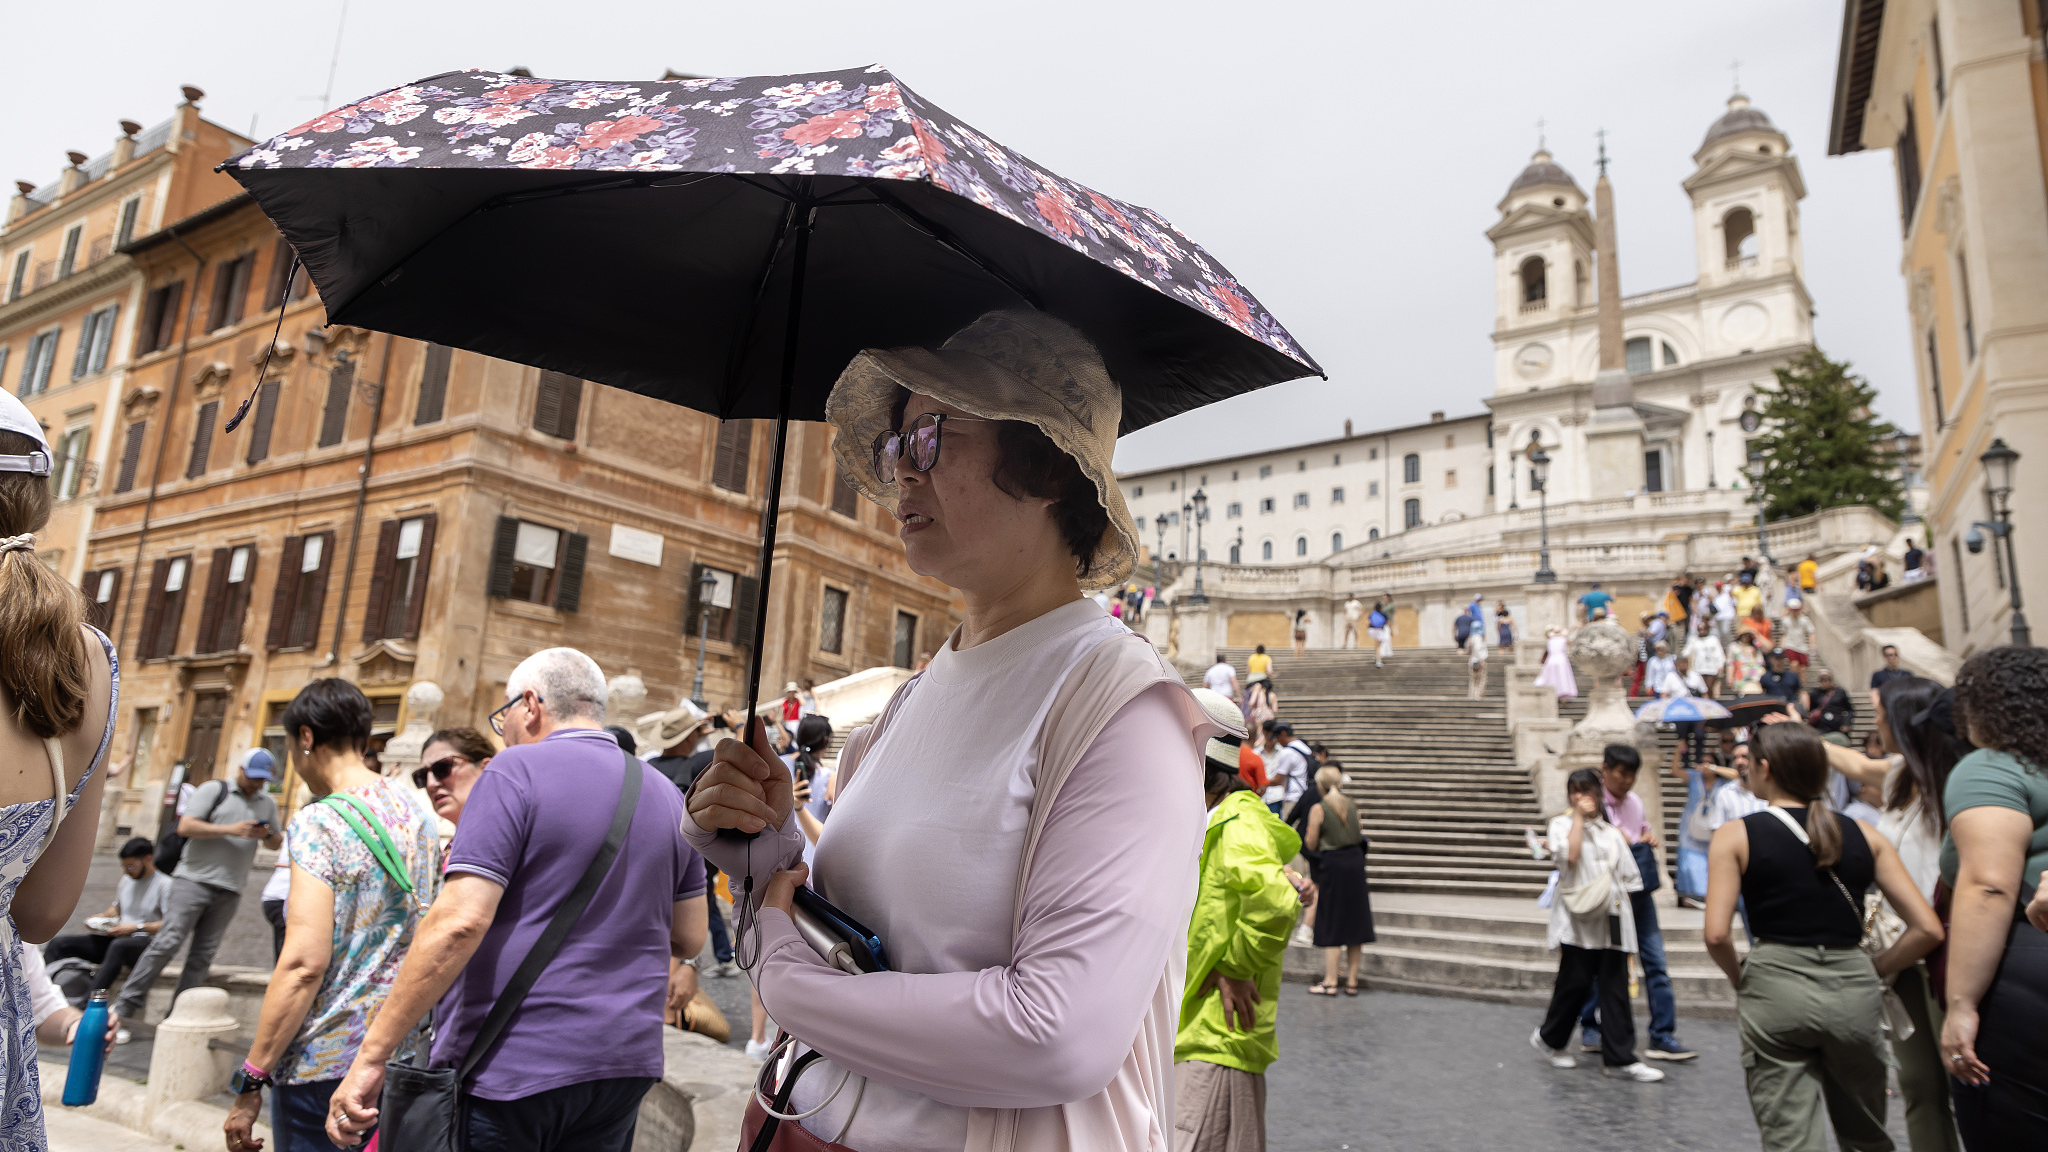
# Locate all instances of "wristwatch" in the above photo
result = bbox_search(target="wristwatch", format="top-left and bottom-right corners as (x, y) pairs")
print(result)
(679, 957), (700, 969)
(229, 1062), (273, 1095)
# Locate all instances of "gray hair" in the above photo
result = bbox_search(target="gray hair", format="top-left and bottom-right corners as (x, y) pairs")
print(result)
(507, 647), (607, 723)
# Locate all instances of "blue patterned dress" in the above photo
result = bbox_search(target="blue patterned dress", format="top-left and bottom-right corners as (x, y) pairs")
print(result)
(0, 627), (117, 1150)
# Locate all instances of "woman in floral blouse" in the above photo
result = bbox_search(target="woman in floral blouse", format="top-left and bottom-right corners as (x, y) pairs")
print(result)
(224, 679), (439, 1152)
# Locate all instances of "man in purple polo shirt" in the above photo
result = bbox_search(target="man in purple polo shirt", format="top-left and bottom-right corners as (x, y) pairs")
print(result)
(326, 648), (709, 1151)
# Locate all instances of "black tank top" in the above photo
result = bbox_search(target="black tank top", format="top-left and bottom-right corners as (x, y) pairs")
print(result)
(1739, 806), (1875, 947)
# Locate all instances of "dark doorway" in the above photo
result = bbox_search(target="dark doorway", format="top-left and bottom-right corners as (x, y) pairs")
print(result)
(893, 611), (918, 669)
(183, 691), (228, 783)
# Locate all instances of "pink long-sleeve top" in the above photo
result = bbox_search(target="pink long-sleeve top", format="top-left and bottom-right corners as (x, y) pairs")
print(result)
(683, 598), (1209, 1151)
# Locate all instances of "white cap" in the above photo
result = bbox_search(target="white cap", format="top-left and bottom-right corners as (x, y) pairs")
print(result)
(0, 390), (51, 476)
(1189, 687), (1247, 769)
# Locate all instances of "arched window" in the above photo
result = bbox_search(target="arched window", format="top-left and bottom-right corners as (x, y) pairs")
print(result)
(1723, 207), (1757, 267)
(1661, 340), (1679, 368)
(1368, 527), (1380, 541)
(1402, 453), (1420, 484)
(1403, 498), (1421, 529)
(1261, 540), (1273, 561)
(1574, 259), (1587, 305)
(1229, 542), (1241, 564)
(1294, 536), (1308, 557)
(1331, 532), (1343, 553)
(1625, 336), (1653, 375)
(1519, 256), (1546, 305)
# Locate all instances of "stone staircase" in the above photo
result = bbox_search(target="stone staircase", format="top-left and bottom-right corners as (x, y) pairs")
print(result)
(1195, 645), (1744, 1016)
(1199, 647), (1550, 900)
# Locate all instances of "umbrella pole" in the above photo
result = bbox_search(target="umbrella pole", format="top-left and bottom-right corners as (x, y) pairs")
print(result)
(738, 188), (815, 745)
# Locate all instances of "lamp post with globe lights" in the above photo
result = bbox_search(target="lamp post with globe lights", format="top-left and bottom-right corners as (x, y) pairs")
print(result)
(1154, 511), (1170, 567)
(690, 566), (718, 708)
(1746, 449), (1776, 570)
(1529, 443), (1555, 584)
(1965, 439), (2030, 647)
(1187, 488), (1210, 605)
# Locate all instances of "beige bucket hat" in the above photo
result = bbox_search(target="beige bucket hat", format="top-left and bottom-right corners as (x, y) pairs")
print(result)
(825, 309), (1139, 589)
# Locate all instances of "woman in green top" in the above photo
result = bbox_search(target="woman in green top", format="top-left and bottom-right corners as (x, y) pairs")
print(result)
(1939, 646), (2048, 1148)
(1176, 689), (1310, 1152)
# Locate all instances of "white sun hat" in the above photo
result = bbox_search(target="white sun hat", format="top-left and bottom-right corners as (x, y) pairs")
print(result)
(0, 389), (51, 476)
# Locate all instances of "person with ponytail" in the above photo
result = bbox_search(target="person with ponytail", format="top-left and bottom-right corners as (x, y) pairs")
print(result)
(1703, 720), (1942, 1151)
(1940, 645), (2048, 1147)
(0, 391), (118, 1147)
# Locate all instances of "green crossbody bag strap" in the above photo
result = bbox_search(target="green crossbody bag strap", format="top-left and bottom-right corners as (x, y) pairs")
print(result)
(318, 792), (415, 894)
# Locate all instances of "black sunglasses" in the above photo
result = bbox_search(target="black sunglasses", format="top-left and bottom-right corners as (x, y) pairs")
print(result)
(411, 755), (469, 790)
(870, 412), (993, 485)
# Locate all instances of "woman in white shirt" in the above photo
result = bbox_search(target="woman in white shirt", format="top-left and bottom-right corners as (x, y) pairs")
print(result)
(1531, 769), (1662, 1082)
(685, 311), (1219, 1152)
(1685, 618), (1727, 698)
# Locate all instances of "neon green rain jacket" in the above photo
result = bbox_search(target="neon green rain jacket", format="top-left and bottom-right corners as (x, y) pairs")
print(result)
(1173, 788), (1304, 1074)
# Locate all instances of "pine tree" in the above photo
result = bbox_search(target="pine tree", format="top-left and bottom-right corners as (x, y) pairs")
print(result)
(1747, 349), (1906, 522)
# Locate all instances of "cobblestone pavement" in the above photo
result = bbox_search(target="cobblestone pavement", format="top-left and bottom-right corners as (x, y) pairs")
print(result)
(1262, 984), (1911, 1152)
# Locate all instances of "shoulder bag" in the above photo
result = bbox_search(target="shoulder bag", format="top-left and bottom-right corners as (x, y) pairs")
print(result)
(1759, 806), (1914, 1039)
(378, 751), (643, 1152)
(1558, 824), (1615, 917)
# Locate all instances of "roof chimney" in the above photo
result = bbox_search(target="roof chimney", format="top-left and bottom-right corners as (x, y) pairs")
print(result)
(1430, 411), (1445, 423)
(57, 153), (87, 196)
(112, 120), (141, 167)
(1344, 418), (1353, 437)
(181, 85), (205, 105)
(6, 181), (33, 226)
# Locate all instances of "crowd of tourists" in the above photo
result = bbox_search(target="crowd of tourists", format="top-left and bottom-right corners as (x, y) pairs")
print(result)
(6, 317), (2047, 1152)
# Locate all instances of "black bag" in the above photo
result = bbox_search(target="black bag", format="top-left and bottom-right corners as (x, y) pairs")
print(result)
(155, 779), (228, 876)
(376, 752), (643, 1152)
(1630, 840), (1662, 894)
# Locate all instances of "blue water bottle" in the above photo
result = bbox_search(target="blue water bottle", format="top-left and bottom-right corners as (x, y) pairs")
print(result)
(61, 990), (110, 1107)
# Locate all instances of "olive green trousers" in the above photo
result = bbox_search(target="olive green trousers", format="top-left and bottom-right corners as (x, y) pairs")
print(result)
(1738, 941), (1895, 1152)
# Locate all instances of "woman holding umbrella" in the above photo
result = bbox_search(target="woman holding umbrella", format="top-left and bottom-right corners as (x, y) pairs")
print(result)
(687, 310), (1225, 1151)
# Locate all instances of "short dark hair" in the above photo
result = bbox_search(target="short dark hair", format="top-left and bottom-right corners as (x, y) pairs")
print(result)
(1566, 767), (1605, 804)
(604, 724), (637, 754)
(1602, 744), (1642, 773)
(1882, 645), (1900, 656)
(279, 677), (375, 754)
(118, 837), (154, 859)
(890, 391), (1107, 576)
(1255, 644), (1266, 654)
(1272, 722), (1295, 736)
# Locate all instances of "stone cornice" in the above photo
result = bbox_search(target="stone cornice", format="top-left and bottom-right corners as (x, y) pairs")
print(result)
(0, 255), (137, 332)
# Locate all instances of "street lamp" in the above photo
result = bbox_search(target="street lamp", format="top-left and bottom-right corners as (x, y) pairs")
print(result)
(1154, 512), (1170, 567)
(1747, 449), (1775, 569)
(1966, 439), (2030, 647)
(1528, 443), (1555, 584)
(1705, 429), (1717, 488)
(689, 566), (718, 708)
(1187, 488), (1210, 605)
(1234, 526), (1244, 565)
(1508, 449), (1519, 510)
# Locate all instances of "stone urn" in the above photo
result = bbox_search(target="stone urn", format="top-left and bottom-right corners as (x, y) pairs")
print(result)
(1547, 620), (1664, 891)
(381, 680), (445, 780)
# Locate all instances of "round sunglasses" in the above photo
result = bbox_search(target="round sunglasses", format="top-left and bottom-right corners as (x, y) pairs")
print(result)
(870, 412), (994, 485)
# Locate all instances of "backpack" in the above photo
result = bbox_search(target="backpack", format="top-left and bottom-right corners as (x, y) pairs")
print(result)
(155, 779), (228, 876)
(46, 957), (95, 1008)
(1369, 609), (1386, 629)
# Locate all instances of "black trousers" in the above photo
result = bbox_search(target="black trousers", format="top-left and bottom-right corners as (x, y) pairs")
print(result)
(44, 933), (152, 992)
(1540, 939), (1636, 1067)
(263, 898), (288, 962)
(463, 1076), (656, 1152)
(1953, 920), (2048, 1149)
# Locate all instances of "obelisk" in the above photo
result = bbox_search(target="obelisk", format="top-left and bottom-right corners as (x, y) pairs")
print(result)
(1583, 134), (1647, 498)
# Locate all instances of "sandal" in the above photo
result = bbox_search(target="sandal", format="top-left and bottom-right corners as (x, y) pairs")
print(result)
(1308, 982), (1339, 996)
(1342, 983), (1359, 996)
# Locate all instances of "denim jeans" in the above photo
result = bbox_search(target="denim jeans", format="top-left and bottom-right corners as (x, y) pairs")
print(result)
(464, 1076), (656, 1152)
(1580, 889), (1677, 1049)
(273, 1078), (351, 1151)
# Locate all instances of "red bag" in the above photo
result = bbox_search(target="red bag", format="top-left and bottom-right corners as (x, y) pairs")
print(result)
(737, 1046), (858, 1152)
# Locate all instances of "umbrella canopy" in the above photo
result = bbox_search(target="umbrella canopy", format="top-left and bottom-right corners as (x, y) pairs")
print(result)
(1707, 697), (1797, 730)
(219, 66), (1318, 722)
(1634, 695), (1734, 724)
(220, 66), (1318, 431)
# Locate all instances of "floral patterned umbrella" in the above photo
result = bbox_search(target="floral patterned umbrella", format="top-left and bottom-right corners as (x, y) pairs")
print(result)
(220, 65), (1318, 430)
(219, 65), (1320, 718)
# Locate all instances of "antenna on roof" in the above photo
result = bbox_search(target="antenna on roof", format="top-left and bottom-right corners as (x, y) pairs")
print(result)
(1730, 59), (1743, 95)
(1595, 128), (1609, 176)
(1536, 116), (1547, 151)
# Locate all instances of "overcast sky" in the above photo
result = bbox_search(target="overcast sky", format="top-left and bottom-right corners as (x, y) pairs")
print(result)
(6, 1), (1908, 473)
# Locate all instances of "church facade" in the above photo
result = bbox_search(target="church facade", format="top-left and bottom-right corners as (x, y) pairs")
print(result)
(1123, 94), (1894, 653)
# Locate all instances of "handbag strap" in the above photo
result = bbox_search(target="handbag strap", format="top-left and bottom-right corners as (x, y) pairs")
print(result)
(318, 791), (415, 895)
(456, 749), (642, 1084)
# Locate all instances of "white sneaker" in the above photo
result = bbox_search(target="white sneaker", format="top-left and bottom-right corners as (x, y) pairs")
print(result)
(1530, 1028), (1575, 1069)
(744, 1037), (774, 1061)
(1601, 1062), (1666, 1083)
(712, 960), (737, 977)
(1291, 924), (1315, 947)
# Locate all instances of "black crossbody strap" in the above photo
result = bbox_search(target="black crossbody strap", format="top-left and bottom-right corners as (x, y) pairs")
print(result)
(457, 749), (643, 1084)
